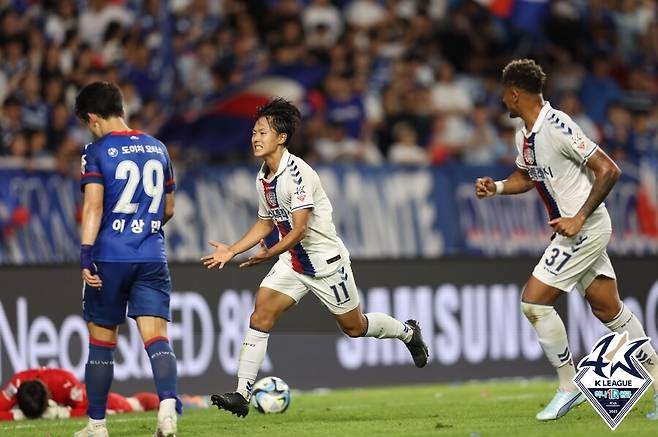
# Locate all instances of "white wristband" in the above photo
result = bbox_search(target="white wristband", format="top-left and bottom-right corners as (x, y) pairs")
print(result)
(494, 181), (504, 195)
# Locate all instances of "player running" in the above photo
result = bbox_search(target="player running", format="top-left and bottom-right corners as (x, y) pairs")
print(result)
(202, 98), (429, 418)
(75, 82), (180, 437)
(475, 59), (658, 421)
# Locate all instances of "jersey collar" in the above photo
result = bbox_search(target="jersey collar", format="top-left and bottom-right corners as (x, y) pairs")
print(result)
(258, 149), (290, 181)
(109, 129), (143, 136)
(522, 101), (552, 137)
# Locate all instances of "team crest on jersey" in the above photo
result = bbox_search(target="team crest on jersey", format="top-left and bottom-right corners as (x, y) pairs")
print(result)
(108, 147), (118, 157)
(574, 332), (653, 430)
(265, 188), (278, 208)
(523, 147), (535, 165)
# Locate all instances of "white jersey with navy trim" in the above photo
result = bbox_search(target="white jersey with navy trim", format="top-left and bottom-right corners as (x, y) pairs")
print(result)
(256, 149), (349, 278)
(514, 102), (611, 234)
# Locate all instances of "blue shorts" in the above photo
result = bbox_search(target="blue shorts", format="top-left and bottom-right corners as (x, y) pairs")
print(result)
(83, 262), (172, 326)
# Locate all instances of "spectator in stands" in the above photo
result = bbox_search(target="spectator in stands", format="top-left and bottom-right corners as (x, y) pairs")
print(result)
(388, 121), (427, 165)
(462, 104), (504, 166)
(0, 0), (654, 169)
(431, 62), (473, 115)
(579, 56), (622, 124)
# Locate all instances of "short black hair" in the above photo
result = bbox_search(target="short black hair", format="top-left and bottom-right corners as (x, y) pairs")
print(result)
(74, 81), (125, 123)
(16, 380), (48, 419)
(255, 98), (301, 147)
(502, 59), (546, 94)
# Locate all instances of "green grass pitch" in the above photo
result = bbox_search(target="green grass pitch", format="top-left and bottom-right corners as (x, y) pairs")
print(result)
(2, 379), (656, 437)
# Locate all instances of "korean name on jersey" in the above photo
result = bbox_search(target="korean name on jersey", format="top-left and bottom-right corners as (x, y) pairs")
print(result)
(80, 131), (176, 262)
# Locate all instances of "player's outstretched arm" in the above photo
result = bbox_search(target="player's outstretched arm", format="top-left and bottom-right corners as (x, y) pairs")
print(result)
(549, 148), (621, 237)
(239, 208), (311, 268)
(81, 183), (104, 288)
(475, 168), (533, 198)
(201, 217), (274, 269)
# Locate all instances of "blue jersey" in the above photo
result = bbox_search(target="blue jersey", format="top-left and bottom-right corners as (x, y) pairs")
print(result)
(80, 130), (176, 262)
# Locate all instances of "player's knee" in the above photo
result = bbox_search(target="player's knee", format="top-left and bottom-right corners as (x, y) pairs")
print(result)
(521, 301), (555, 324)
(249, 311), (275, 332)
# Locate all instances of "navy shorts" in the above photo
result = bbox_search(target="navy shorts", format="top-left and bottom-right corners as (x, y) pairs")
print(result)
(83, 262), (172, 326)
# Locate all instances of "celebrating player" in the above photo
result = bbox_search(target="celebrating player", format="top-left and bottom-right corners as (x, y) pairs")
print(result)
(202, 98), (429, 418)
(0, 367), (159, 421)
(75, 82), (180, 436)
(475, 59), (658, 421)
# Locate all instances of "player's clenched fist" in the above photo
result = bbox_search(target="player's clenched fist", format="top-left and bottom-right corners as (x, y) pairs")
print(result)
(201, 240), (236, 269)
(475, 177), (496, 198)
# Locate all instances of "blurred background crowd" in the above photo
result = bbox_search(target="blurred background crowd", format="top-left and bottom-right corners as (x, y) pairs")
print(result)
(0, 0), (656, 176)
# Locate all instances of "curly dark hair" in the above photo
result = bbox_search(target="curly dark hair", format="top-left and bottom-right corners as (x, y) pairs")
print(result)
(16, 380), (49, 419)
(502, 59), (546, 94)
(74, 81), (125, 123)
(255, 98), (301, 147)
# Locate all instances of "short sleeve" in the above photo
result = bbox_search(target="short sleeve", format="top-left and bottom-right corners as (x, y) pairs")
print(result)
(80, 143), (104, 190)
(257, 180), (270, 219)
(552, 116), (599, 164)
(164, 159), (176, 193)
(290, 166), (316, 212)
(563, 128), (599, 164)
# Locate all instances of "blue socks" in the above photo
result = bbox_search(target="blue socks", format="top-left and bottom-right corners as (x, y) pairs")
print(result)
(85, 339), (116, 420)
(145, 337), (178, 406)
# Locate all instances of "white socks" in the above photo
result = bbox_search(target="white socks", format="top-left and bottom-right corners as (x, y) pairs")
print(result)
(88, 418), (106, 428)
(364, 313), (413, 343)
(158, 398), (176, 420)
(236, 328), (270, 400)
(521, 302), (576, 392)
(605, 304), (658, 391)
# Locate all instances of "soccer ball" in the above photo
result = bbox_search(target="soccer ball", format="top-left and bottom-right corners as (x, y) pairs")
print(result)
(250, 376), (291, 414)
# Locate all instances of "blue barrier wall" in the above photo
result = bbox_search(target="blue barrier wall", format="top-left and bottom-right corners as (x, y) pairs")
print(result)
(1, 162), (657, 264)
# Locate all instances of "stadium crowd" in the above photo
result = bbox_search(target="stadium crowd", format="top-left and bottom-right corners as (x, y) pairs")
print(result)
(0, 0), (656, 174)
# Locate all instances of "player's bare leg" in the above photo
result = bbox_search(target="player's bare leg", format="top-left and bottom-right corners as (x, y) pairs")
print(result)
(136, 316), (179, 437)
(211, 287), (295, 418)
(334, 306), (428, 367)
(585, 276), (658, 419)
(74, 323), (117, 437)
(521, 276), (585, 420)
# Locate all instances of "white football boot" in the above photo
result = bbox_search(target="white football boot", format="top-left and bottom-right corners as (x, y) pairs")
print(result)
(536, 389), (585, 421)
(73, 422), (109, 437)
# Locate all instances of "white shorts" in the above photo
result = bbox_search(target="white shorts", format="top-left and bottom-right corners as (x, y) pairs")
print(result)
(260, 258), (360, 315)
(532, 232), (616, 295)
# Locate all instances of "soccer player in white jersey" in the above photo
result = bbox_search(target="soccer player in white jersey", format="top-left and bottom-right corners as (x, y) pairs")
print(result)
(475, 59), (658, 421)
(201, 98), (429, 417)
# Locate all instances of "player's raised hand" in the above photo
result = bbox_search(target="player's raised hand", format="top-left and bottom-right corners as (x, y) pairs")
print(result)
(548, 215), (585, 237)
(201, 240), (235, 269)
(239, 239), (272, 268)
(475, 177), (496, 198)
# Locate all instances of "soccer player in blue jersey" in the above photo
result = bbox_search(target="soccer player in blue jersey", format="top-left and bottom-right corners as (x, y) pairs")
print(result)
(74, 82), (179, 437)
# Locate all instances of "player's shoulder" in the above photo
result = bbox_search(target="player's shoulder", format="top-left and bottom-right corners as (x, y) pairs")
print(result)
(543, 107), (579, 138)
(83, 135), (110, 154)
(285, 151), (316, 179)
